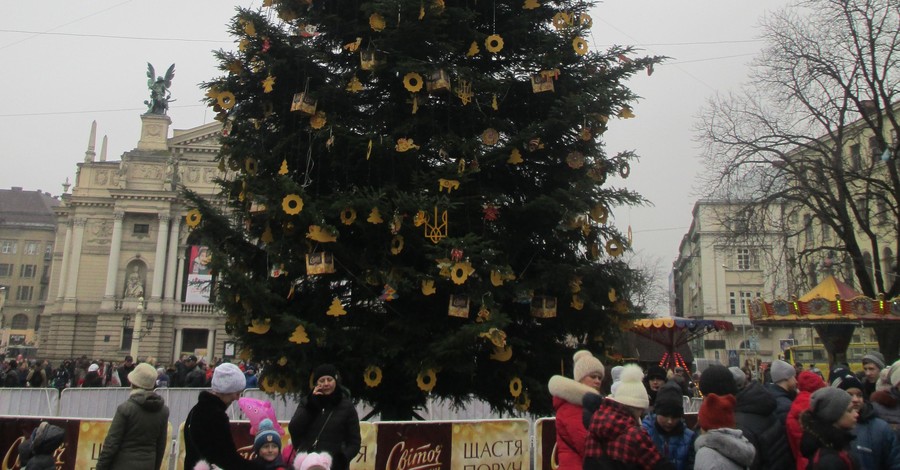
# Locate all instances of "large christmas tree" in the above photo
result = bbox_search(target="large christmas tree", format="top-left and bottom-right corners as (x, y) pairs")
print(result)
(188, 0), (662, 418)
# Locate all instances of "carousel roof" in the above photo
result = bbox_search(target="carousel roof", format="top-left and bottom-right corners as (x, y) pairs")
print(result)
(750, 275), (900, 326)
(799, 276), (861, 302)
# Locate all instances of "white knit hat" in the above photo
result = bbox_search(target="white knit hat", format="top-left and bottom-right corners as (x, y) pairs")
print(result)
(610, 364), (649, 409)
(573, 350), (605, 383)
(212, 363), (246, 394)
(128, 363), (158, 390)
(889, 360), (900, 388)
(87, 363), (99, 373)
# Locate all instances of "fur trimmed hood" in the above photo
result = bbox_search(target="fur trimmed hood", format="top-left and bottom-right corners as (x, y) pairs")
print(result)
(549, 375), (600, 406)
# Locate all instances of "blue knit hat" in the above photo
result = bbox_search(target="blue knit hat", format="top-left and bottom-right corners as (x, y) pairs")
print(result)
(254, 418), (282, 452)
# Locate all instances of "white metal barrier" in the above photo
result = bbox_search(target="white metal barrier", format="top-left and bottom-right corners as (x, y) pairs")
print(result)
(58, 387), (132, 418)
(0, 388), (60, 416)
(2, 387), (509, 422)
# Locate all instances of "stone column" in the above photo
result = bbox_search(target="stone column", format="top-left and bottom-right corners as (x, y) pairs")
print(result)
(164, 217), (180, 300)
(173, 328), (183, 362)
(174, 253), (185, 302)
(103, 211), (125, 298)
(206, 329), (215, 362)
(55, 220), (73, 301)
(64, 218), (87, 300)
(151, 214), (170, 300)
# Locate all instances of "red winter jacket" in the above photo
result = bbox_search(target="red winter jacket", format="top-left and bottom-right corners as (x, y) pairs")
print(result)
(549, 375), (599, 470)
(786, 391), (813, 469)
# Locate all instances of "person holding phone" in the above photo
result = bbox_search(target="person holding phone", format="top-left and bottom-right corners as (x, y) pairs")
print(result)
(288, 364), (361, 470)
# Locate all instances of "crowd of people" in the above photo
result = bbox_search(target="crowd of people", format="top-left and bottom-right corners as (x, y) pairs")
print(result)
(9, 349), (900, 469)
(550, 350), (900, 469)
(12, 359), (359, 470)
(0, 354), (262, 390)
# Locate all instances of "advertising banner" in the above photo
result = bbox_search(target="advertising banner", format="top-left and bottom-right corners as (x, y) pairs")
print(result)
(185, 246), (212, 303)
(0, 417), (171, 470)
(375, 420), (529, 470)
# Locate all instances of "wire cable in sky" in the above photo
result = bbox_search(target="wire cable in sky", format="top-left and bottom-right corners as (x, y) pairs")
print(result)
(0, 0), (136, 51)
(0, 104), (205, 118)
(0, 29), (229, 44)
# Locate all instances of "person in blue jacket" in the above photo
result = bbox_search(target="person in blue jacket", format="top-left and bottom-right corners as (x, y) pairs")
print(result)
(831, 367), (900, 469)
(641, 381), (695, 470)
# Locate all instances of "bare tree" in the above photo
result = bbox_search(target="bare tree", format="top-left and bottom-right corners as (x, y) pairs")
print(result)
(697, 0), (899, 301)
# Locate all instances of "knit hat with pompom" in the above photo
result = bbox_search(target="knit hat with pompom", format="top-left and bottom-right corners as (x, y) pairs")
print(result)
(610, 364), (649, 409)
(572, 350), (605, 383)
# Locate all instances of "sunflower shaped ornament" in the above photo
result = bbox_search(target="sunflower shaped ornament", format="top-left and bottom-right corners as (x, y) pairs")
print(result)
(364, 366), (383, 388)
(417, 369), (437, 392)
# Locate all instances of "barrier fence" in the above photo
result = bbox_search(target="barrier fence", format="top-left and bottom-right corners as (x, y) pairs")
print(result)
(0, 388), (699, 470)
(0, 388), (540, 470)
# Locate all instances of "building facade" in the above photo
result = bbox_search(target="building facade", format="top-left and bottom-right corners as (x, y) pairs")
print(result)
(0, 188), (59, 353)
(40, 114), (227, 364)
(672, 200), (809, 367)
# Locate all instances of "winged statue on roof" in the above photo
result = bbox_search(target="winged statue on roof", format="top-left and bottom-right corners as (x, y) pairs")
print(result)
(144, 63), (176, 115)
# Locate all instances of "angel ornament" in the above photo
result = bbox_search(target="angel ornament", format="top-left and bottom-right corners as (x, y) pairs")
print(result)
(144, 63), (176, 115)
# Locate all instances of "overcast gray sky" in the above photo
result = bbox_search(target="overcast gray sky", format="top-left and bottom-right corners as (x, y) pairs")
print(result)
(0, 1), (783, 313)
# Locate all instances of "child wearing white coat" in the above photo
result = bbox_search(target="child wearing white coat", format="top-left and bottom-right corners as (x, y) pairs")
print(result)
(694, 393), (756, 470)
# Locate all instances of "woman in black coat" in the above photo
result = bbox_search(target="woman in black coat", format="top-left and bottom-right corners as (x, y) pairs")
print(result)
(289, 364), (361, 470)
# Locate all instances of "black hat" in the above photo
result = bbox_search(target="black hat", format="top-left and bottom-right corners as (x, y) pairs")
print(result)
(699, 365), (738, 396)
(654, 381), (684, 417)
(646, 365), (667, 382)
(187, 355), (198, 362)
(830, 367), (863, 391)
(313, 363), (339, 383)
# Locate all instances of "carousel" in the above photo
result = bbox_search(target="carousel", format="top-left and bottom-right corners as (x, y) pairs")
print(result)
(630, 317), (735, 372)
(750, 274), (900, 368)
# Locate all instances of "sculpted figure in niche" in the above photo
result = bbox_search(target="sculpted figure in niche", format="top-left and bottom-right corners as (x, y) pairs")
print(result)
(124, 266), (145, 298)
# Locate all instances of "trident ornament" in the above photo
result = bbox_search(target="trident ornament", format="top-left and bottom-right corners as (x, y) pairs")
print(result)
(424, 206), (448, 244)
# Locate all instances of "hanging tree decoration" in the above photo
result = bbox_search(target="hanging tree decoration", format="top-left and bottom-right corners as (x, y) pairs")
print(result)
(424, 206), (448, 244)
(364, 366), (383, 387)
(262, 74), (276, 93)
(467, 41), (480, 56)
(327, 297), (347, 316)
(456, 79), (473, 105)
(289, 325), (310, 344)
(307, 225), (338, 243)
(369, 13), (386, 31)
(417, 369), (437, 392)
(448, 295), (470, 318)
(485, 34), (504, 53)
(248, 318), (272, 334)
(572, 37), (589, 56)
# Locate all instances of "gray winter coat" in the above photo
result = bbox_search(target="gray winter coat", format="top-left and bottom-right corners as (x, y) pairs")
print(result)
(694, 428), (756, 470)
(96, 390), (169, 470)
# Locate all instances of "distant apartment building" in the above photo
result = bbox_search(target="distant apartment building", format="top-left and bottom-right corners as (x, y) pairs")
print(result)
(0, 187), (60, 352)
(40, 113), (226, 364)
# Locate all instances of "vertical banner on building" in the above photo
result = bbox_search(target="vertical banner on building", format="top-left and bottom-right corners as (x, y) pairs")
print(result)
(533, 418), (556, 470)
(0, 417), (171, 470)
(185, 246), (212, 303)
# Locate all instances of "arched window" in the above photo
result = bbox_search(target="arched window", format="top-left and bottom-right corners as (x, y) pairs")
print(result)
(10, 314), (28, 329)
